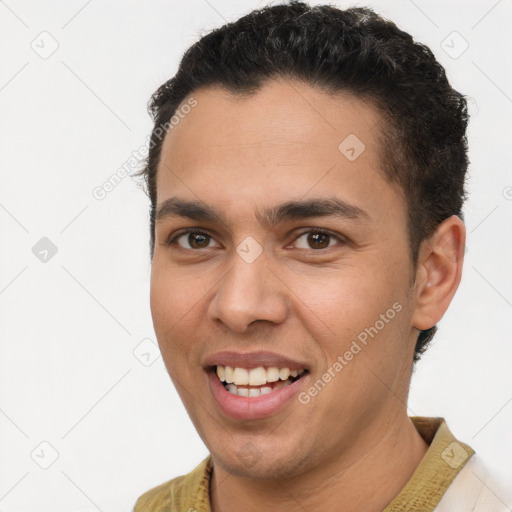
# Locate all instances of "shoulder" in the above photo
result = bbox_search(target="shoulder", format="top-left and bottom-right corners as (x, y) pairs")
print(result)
(435, 454), (512, 512)
(133, 474), (186, 512)
(133, 456), (212, 512)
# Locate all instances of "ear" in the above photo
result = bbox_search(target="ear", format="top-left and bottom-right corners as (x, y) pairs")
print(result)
(411, 215), (466, 331)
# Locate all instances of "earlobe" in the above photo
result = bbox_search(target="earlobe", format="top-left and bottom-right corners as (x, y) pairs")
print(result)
(411, 215), (466, 331)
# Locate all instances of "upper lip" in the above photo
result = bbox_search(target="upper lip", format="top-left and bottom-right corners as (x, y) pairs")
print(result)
(203, 350), (308, 371)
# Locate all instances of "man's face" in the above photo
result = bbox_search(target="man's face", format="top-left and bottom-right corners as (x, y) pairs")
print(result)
(150, 80), (420, 478)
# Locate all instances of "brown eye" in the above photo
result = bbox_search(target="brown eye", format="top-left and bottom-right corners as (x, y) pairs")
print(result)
(307, 232), (330, 249)
(188, 232), (210, 248)
(294, 230), (341, 250)
(172, 231), (217, 250)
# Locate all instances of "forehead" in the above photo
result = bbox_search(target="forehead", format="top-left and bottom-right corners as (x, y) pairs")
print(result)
(161, 80), (381, 168)
(155, 79), (405, 226)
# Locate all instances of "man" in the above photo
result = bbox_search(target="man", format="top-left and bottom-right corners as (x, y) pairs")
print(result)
(134, 2), (509, 510)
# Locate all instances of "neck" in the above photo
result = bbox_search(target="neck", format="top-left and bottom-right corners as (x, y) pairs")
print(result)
(210, 414), (429, 512)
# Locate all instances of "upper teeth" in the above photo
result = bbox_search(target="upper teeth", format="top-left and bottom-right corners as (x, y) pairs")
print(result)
(216, 365), (304, 386)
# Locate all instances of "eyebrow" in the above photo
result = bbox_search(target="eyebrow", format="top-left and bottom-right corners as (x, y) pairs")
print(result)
(155, 196), (372, 228)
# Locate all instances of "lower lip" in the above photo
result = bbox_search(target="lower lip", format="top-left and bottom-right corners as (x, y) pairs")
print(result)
(207, 371), (308, 421)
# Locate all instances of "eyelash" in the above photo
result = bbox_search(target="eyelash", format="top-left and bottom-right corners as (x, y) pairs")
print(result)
(165, 228), (345, 252)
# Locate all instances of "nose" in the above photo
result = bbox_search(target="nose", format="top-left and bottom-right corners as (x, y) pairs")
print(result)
(207, 250), (288, 333)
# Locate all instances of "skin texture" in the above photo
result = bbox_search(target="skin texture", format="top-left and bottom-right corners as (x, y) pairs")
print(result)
(150, 79), (466, 511)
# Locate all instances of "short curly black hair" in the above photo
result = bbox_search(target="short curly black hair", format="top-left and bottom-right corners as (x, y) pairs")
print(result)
(137, 1), (469, 362)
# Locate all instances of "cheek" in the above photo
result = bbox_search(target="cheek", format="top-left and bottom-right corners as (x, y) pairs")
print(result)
(150, 269), (175, 338)
(284, 263), (403, 356)
(149, 261), (203, 362)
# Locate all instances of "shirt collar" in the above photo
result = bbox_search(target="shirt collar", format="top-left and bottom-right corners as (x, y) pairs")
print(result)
(383, 416), (474, 511)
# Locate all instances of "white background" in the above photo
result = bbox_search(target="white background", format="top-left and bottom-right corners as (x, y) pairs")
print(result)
(0, 1), (511, 510)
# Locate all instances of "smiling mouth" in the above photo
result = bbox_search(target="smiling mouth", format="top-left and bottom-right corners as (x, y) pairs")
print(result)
(214, 365), (307, 397)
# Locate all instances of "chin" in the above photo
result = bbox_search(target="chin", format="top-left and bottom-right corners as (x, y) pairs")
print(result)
(208, 434), (312, 480)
